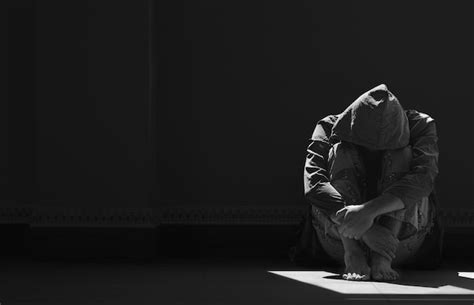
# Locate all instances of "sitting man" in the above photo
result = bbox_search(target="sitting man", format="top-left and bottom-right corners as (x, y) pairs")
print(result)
(302, 84), (441, 281)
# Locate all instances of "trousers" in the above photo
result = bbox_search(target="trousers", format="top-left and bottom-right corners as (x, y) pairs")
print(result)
(311, 142), (436, 266)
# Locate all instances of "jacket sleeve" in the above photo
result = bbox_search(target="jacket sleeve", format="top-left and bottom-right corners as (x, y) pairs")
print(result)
(304, 116), (346, 216)
(382, 110), (439, 209)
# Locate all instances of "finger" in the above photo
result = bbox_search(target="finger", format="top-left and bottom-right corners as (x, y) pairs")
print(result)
(381, 244), (396, 259)
(386, 248), (396, 259)
(374, 244), (392, 260)
(389, 242), (399, 254)
(338, 224), (346, 235)
(337, 225), (343, 234)
(381, 251), (391, 260)
(337, 228), (344, 238)
(381, 246), (393, 258)
(389, 236), (399, 246)
(386, 250), (395, 259)
(335, 208), (346, 218)
(341, 226), (354, 238)
(330, 215), (341, 225)
(374, 244), (390, 259)
(384, 237), (397, 248)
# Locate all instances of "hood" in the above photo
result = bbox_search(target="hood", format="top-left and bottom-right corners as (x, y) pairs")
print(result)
(331, 84), (409, 150)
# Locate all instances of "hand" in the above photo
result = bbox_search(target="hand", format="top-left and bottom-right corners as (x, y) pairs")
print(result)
(362, 224), (399, 260)
(330, 211), (344, 225)
(336, 204), (375, 240)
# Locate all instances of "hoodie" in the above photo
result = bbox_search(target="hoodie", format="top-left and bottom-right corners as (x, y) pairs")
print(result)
(304, 84), (439, 215)
(331, 84), (410, 150)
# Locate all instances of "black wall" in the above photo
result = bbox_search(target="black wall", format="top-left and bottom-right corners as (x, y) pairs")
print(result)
(3, 1), (473, 211)
(156, 1), (473, 208)
(4, 0), (152, 208)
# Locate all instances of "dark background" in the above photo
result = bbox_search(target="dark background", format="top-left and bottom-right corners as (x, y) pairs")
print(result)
(156, 1), (473, 209)
(2, 5), (474, 300)
(3, 1), (473, 215)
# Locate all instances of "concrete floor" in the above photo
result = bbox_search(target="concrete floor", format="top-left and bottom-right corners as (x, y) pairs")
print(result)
(0, 257), (473, 305)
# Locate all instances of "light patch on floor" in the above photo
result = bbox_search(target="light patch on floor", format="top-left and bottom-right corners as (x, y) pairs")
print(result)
(268, 271), (474, 295)
(459, 272), (474, 280)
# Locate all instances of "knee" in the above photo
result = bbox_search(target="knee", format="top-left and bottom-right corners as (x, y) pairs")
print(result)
(377, 215), (403, 234)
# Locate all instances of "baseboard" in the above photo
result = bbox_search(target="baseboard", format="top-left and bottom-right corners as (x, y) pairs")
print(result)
(0, 203), (473, 260)
(29, 226), (157, 260)
(0, 204), (474, 227)
(8, 224), (472, 260)
(1, 207), (473, 260)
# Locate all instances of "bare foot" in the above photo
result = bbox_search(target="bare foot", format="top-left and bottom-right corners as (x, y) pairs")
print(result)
(342, 240), (371, 281)
(371, 252), (399, 281)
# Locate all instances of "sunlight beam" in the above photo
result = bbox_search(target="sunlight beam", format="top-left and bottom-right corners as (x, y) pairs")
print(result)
(268, 271), (474, 295)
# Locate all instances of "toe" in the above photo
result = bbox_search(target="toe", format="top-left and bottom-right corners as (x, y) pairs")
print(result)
(392, 271), (400, 281)
(372, 271), (382, 281)
(387, 271), (398, 281)
(343, 273), (355, 280)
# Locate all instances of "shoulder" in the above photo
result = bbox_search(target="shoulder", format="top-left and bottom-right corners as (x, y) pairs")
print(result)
(406, 109), (435, 124)
(310, 114), (339, 142)
(405, 109), (437, 137)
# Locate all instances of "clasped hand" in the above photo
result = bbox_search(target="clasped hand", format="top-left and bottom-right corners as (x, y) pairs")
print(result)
(331, 204), (375, 240)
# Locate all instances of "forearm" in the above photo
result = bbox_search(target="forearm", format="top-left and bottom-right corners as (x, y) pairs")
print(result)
(364, 193), (405, 219)
(306, 182), (345, 212)
(382, 170), (436, 209)
(381, 115), (439, 210)
(304, 138), (346, 217)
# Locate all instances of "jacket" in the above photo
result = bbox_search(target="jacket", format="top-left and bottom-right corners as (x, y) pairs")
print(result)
(303, 84), (439, 216)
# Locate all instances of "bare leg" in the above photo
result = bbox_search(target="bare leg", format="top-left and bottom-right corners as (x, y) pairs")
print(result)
(341, 235), (371, 281)
(370, 216), (402, 281)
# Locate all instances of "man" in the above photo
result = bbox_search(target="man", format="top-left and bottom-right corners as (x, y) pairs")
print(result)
(302, 84), (441, 281)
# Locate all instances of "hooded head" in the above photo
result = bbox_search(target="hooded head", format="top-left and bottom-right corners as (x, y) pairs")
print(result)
(331, 84), (409, 151)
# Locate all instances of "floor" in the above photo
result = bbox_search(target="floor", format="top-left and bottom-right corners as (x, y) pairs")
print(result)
(0, 257), (473, 305)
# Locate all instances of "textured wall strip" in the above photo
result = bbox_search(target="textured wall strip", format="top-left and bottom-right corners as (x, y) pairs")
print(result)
(0, 205), (473, 227)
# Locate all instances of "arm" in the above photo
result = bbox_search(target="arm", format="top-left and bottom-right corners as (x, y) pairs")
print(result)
(381, 110), (439, 209)
(338, 111), (439, 239)
(337, 191), (406, 239)
(304, 116), (346, 216)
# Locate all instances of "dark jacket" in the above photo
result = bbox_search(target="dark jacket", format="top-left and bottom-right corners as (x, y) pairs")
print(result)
(304, 84), (439, 215)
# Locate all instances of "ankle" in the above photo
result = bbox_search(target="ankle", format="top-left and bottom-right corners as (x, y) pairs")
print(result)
(371, 251), (392, 264)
